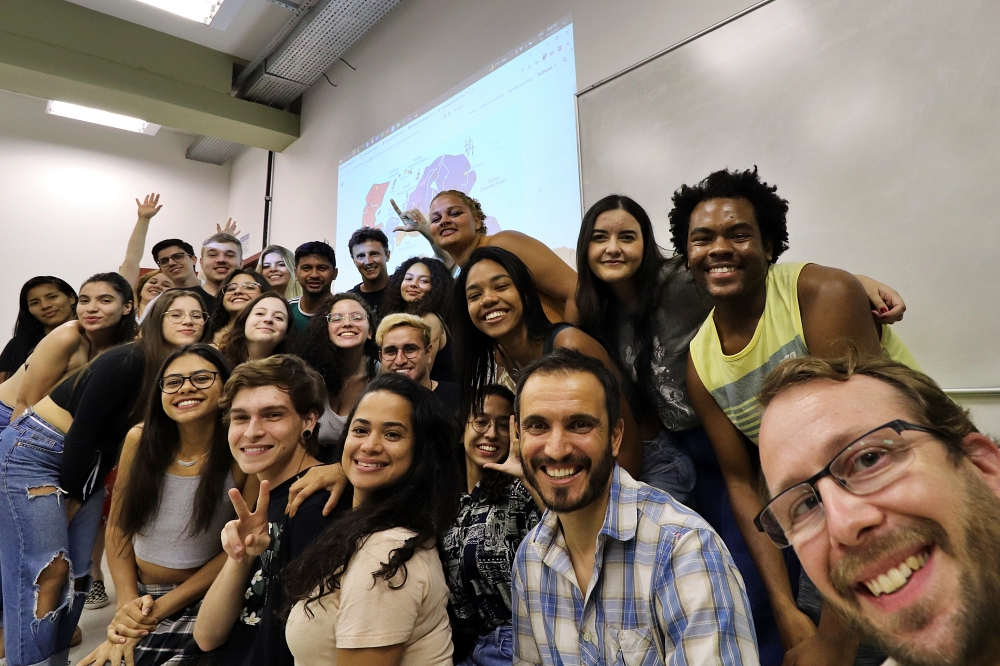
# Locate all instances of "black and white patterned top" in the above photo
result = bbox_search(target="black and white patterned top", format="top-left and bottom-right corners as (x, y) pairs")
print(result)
(442, 476), (542, 638)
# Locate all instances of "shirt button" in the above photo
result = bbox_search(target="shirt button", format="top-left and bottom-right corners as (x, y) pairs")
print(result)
(583, 631), (592, 642)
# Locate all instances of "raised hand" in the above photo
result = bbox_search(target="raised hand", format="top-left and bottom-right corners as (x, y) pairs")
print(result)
(392, 208), (431, 235)
(218, 217), (241, 237)
(222, 481), (271, 563)
(484, 415), (525, 481)
(136, 193), (162, 220)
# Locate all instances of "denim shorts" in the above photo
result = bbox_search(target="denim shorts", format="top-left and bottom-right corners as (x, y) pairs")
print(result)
(639, 428), (697, 507)
(0, 410), (106, 666)
(458, 624), (514, 666)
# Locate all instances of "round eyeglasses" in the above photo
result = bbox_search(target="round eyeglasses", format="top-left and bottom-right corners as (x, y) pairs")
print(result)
(755, 420), (934, 548)
(326, 312), (366, 324)
(469, 415), (510, 436)
(379, 344), (424, 362)
(160, 371), (218, 394)
(163, 309), (209, 324)
(223, 281), (262, 294)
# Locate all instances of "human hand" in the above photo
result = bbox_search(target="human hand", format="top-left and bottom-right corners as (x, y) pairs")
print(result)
(856, 274), (906, 324)
(286, 463), (347, 517)
(109, 595), (158, 640)
(484, 415), (525, 481)
(781, 630), (856, 666)
(392, 208), (431, 236)
(776, 607), (817, 653)
(223, 481), (271, 563)
(76, 635), (140, 666)
(136, 193), (162, 220)
(218, 217), (241, 237)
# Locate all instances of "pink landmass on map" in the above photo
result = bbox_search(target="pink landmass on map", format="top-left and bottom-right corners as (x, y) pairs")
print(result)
(362, 182), (390, 229)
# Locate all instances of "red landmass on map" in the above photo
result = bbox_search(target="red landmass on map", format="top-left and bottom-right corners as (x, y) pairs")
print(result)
(362, 182), (390, 229)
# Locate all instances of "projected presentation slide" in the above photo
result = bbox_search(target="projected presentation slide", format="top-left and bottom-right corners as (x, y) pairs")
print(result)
(335, 17), (580, 276)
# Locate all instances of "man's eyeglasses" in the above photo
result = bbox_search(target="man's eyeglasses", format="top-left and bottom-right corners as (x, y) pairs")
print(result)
(156, 251), (192, 267)
(160, 371), (218, 394)
(326, 312), (366, 324)
(469, 415), (510, 436)
(755, 419), (935, 548)
(223, 281), (262, 294)
(380, 344), (424, 361)
(163, 309), (209, 324)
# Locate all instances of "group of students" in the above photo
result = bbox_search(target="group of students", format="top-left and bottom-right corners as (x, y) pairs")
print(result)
(0, 165), (937, 666)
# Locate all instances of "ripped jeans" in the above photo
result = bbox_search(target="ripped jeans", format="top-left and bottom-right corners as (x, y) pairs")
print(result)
(0, 411), (105, 666)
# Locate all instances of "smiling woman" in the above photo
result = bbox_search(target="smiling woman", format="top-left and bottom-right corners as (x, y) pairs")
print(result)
(219, 292), (294, 366)
(210, 269), (267, 346)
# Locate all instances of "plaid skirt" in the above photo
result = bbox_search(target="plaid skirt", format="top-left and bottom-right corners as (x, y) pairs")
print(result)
(133, 582), (219, 666)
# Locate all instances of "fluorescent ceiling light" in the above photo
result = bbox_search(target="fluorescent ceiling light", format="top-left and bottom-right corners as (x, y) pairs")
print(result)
(45, 101), (159, 135)
(130, 0), (225, 24)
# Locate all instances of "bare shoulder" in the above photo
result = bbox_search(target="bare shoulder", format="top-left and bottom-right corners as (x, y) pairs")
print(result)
(797, 263), (867, 307)
(40, 321), (85, 350)
(488, 230), (554, 259)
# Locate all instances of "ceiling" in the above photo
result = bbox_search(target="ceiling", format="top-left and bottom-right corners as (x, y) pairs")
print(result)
(63, 0), (294, 60)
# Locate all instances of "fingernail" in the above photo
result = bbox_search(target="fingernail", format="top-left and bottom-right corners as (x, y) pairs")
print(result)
(880, 307), (888, 313)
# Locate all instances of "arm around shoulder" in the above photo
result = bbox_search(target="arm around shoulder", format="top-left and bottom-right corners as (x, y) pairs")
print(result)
(490, 231), (577, 315)
(798, 264), (881, 358)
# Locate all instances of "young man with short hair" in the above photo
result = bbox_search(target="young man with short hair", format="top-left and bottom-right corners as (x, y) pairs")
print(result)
(375, 313), (459, 418)
(756, 352), (1000, 666)
(672, 167), (919, 664)
(200, 233), (243, 297)
(347, 228), (391, 311)
(511, 349), (758, 664)
(289, 241), (338, 332)
(151, 238), (214, 306)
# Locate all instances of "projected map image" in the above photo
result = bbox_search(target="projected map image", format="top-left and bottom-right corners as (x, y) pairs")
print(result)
(336, 19), (578, 278)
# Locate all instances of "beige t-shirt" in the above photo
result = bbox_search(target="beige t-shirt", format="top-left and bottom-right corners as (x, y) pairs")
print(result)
(285, 527), (453, 666)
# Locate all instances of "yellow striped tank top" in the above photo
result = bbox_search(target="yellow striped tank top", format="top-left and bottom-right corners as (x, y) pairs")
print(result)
(689, 262), (919, 444)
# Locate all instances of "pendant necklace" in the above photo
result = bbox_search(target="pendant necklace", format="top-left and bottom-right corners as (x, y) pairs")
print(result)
(176, 451), (209, 467)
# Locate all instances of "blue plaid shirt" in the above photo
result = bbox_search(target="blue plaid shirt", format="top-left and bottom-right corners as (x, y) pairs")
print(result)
(512, 466), (759, 665)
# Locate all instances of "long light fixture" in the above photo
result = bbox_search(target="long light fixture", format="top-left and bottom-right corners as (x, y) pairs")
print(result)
(45, 101), (159, 134)
(130, 0), (225, 25)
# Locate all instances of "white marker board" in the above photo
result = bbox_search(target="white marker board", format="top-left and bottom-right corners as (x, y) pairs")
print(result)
(577, 0), (1000, 394)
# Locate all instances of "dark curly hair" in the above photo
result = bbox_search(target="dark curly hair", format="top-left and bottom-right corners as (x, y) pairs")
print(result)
(667, 167), (790, 264)
(283, 373), (460, 616)
(457, 384), (516, 504)
(295, 293), (378, 395)
(377, 256), (454, 323)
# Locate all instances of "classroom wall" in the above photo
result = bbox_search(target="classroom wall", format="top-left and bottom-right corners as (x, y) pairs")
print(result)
(235, 0), (759, 290)
(0, 89), (231, 345)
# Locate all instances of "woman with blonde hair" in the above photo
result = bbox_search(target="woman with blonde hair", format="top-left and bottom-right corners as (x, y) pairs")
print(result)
(256, 245), (302, 300)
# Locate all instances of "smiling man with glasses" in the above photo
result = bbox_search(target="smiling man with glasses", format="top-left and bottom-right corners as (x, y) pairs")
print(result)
(375, 313), (460, 418)
(757, 352), (1000, 666)
(151, 239), (215, 306)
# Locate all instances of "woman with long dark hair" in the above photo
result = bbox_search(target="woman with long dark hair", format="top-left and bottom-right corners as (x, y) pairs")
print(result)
(0, 276), (78, 385)
(210, 269), (267, 345)
(0, 273), (136, 426)
(219, 292), (294, 367)
(443, 384), (541, 665)
(78, 344), (254, 666)
(296, 293), (378, 456)
(378, 256), (455, 381)
(282, 374), (459, 665)
(0, 290), (209, 666)
(452, 246), (644, 477)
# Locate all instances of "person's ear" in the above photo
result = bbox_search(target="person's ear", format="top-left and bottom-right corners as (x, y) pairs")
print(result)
(963, 433), (1000, 497)
(763, 237), (773, 263)
(332, 268), (339, 280)
(302, 409), (320, 434)
(385, 249), (391, 260)
(610, 417), (625, 458)
(123, 300), (134, 316)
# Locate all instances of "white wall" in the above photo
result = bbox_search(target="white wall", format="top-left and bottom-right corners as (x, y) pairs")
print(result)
(0, 89), (231, 344)
(232, 0), (758, 289)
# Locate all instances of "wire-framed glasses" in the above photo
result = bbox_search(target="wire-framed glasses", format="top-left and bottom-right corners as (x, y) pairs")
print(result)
(326, 312), (366, 324)
(380, 344), (424, 361)
(755, 419), (934, 548)
(163, 309), (209, 324)
(469, 415), (510, 436)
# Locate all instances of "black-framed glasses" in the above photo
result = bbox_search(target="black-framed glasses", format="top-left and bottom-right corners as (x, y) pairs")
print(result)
(223, 281), (262, 294)
(755, 419), (935, 548)
(380, 344), (424, 361)
(163, 309), (209, 324)
(469, 415), (510, 436)
(326, 312), (366, 324)
(156, 251), (192, 267)
(160, 371), (219, 394)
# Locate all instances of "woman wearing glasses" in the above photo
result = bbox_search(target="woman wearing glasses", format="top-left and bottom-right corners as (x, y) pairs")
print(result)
(77, 344), (255, 666)
(377, 257), (456, 382)
(210, 270), (267, 346)
(0, 290), (210, 666)
(219, 293), (295, 367)
(296, 294), (379, 459)
(443, 385), (541, 666)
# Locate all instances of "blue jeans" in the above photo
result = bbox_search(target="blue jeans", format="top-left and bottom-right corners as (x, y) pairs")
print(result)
(458, 624), (514, 666)
(639, 428), (696, 507)
(0, 398), (13, 432)
(0, 411), (106, 666)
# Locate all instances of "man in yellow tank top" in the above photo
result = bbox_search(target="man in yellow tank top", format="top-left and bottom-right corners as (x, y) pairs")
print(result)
(668, 167), (918, 666)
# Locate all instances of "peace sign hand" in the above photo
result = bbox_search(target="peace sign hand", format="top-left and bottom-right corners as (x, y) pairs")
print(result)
(484, 415), (525, 481)
(222, 481), (271, 563)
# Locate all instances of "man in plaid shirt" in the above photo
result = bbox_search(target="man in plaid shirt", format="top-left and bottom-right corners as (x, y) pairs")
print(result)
(510, 350), (759, 665)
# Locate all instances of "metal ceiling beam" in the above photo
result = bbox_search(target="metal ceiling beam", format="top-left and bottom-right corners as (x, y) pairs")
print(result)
(0, 0), (300, 151)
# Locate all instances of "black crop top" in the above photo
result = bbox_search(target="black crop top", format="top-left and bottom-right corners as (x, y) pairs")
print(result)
(51, 343), (146, 501)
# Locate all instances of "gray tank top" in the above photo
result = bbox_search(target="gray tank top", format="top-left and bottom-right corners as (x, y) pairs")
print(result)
(132, 469), (237, 569)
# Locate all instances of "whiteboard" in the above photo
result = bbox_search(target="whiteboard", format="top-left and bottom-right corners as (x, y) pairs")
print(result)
(577, 0), (1000, 392)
